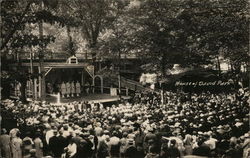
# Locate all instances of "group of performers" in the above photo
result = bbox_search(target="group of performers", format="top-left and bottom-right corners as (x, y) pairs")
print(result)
(60, 81), (81, 98)
(11, 81), (22, 97)
(46, 81), (92, 98)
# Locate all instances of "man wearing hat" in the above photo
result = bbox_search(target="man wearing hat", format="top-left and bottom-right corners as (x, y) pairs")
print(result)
(193, 137), (211, 157)
(109, 131), (121, 157)
(243, 133), (250, 158)
(143, 128), (156, 153)
(94, 122), (103, 136)
(124, 139), (137, 158)
(80, 132), (94, 158)
(49, 130), (61, 157)
(204, 131), (217, 151)
(0, 128), (11, 158)
(45, 126), (54, 145)
(57, 130), (68, 158)
(65, 139), (77, 158)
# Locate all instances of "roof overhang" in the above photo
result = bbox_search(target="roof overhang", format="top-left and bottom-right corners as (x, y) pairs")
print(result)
(16, 62), (89, 69)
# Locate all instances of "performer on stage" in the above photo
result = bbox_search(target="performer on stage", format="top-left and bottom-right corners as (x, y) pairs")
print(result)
(61, 82), (66, 98)
(15, 81), (21, 97)
(66, 81), (71, 98)
(75, 81), (81, 97)
(70, 81), (76, 97)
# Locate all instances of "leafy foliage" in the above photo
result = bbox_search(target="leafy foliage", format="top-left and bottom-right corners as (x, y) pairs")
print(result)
(181, 0), (249, 70)
(1, 0), (65, 52)
(99, 0), (249, 75)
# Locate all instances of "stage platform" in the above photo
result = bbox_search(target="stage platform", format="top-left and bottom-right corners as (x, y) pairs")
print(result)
(44, 93), (130, 104)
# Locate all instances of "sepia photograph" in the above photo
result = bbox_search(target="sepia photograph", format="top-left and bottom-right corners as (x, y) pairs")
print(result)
(0, 0), (249, 158)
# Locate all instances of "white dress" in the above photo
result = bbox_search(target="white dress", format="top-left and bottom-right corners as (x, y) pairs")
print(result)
(76, 82), (81, 94)
(66, 82), (71, 94)
(61, 83), (66, 95)
(71, 82), (76, 94)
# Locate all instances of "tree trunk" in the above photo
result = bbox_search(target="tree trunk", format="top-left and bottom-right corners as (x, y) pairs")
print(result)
(216, 56), (221, 76)
(38, 1), (46, 101)
(161, 52), (167, 77)
(66, 25), (74, 56)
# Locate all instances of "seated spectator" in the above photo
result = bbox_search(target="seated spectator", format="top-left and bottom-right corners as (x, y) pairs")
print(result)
(145, 145), (160, 158)
(0, 89), (249, 158)
(166, 139), (181, 158)
(193, 138), (211, 157)
(65, 139), (77, 158)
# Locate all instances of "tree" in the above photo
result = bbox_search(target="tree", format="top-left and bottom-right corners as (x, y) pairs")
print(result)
(1, 0), (66, 101)
(124, 0), (193, 77)
(55, 0), (81, 56)
(97, 0), (132, 59)
(67, 0), (120, 64)
(0, 0), (61, 52)
(179, 0), (249, 74)
(116, 0), (249, 77)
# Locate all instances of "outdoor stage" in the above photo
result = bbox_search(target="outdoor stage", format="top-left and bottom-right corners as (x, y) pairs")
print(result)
(44, 93), (130, 104)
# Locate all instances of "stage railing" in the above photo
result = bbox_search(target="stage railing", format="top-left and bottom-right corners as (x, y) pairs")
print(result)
(92, 86), (129, 96)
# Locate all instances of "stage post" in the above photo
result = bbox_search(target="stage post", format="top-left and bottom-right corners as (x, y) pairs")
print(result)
(81, 69), (84, 85)
(38, 67), (41, 98)
(101, 76), (103, 94)
(92, 76), (95, 93)
(57, 92), (60, 104)
(34, 78), (37, 100)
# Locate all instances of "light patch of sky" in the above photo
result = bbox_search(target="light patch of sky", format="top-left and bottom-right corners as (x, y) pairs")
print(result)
(128, 0), (141, 8)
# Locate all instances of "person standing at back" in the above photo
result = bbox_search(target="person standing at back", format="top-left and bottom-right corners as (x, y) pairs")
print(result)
(33, 132), (43, 158)
(11, 132), (22, 158)
(0, 128), (12, 158)
(49, 130), (60, 157)
(167, 139), (181, 158)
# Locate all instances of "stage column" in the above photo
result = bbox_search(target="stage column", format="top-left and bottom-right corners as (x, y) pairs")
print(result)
(101, 77), (103, 94)
(38, 0), (46, 101)
(38, 67), (41, 99)
(92, 77), (95, 93)
(81, 69), (84, 85)
(38, 67), (46, 99)
(34, 78), (38, 99)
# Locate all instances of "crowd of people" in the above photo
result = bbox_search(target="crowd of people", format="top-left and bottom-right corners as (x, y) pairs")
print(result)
(0, 88), (249, 158)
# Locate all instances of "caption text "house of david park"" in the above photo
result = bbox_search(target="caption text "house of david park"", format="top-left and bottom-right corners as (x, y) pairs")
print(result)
(175, 81), (231, 87)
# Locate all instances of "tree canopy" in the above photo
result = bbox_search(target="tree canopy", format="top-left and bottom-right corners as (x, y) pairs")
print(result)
(1, 0), (249, 73)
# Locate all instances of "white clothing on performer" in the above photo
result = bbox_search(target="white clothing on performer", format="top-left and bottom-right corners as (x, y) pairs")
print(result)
(61, 82), (66, 97)
(15, 82), (21, 97)
(76, 81), (81, 96)
(66, 82), (71, 97)
(70, 82), (75, 97)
